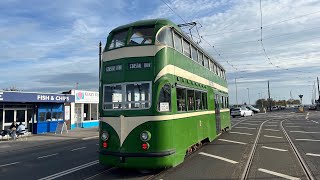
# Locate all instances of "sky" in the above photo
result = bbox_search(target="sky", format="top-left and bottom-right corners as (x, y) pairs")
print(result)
(0, 0), (319, 105)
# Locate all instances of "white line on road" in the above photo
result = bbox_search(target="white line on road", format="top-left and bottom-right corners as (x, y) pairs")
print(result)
(265, 125), (278, 127)
(310, 120), (319, 124)
(0, 161), (20, 168)
(268, 122), (278, 124)
(38, 160), (99, 180)
(234, 127), (256, 130)
(290, 131), (320, 134)
(264, 129), (280, 132)
(295, 139), (320, 142)
(199, 152), (238, 164)
(83, 167), (116, 180)
(261, 146), (288, 152)
(240, 123), (259, 126)
(286, 126), (301, 128)
(229, 132), (253, 136)
(306, 153), (320, 157)
(37, 153), (59, 159)
(71, 147), (87, 151)
(264, 135), (283, 139)
(82, 136), (99, 140)
(258, 168), (300, 180)
(218, 138), (247, 145)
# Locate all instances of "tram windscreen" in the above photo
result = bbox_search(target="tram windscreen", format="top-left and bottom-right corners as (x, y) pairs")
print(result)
(129, 26), (154, 45)
(109, 30), (128, 49)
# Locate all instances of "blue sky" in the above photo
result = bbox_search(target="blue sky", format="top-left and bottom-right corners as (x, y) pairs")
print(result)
(0, 0), (320, 104)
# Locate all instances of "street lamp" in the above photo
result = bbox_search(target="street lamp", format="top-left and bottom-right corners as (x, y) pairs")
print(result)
(235, 78), (238, 106)
(247, 88), (250, 105)
(298, 94), (303, 105)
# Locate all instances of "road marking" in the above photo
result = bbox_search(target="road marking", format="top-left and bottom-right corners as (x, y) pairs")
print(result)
(296, 139), (320, 142)
(240, 123), (259, 126)
(199, 152), (238, 164)
(261, 146), (288, 152)
(0, 162), (20, 168)
(264, 129), (279, 131)
(290, 131), (320, 134)
(83, 167), (116, 180)
(82, 136), (99, 140)
(229, 132), (253, 136)
(218, 138), (247, 145)
(264, 135), (283, 139)
(306, 112), (309, 120)
(37, 153), (59, 159)
(286, 126), (301, 128)
(306, 153), (320, 157)
(71, 147), (87, 151)
(258, 168), (300, 180)
(38, 160), (99, 180)
(268, 121), (278, 123)
(96, 144), (99, 146)
(234, 127), (256, 130)
(310, 120), (319, 124)
(265, 125), (277, 127)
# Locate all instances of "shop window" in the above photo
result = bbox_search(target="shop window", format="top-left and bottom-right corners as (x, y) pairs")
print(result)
(46, 112), (51, 121)
(5, 110), (14, 123)
(27, 109), (34, 122)
(0, 109), (3, 129)
(91, 104), (98, 120)
(84, 104), (90, 121)
(158, 84), (171, 112)
(39, 112), (45, 122)
(187, 90), (195, 111)
(176, 87), (186, 111)
(195, 91), (202, 110)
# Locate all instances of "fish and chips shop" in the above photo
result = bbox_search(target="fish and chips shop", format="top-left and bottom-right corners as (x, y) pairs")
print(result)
(0, 91), (74, 134)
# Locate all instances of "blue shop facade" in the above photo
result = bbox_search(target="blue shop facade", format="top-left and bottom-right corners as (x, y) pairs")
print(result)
(0, 91), (74, 134)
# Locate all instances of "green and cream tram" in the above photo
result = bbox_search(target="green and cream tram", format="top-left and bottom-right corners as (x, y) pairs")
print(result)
(99, 19), (230, 169)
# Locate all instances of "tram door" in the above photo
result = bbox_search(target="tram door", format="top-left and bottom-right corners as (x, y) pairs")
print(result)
(214, 94), (221, 135)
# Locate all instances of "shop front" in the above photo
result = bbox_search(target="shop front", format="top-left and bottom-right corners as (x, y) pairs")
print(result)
(0, 91), (74, 134)
(70, 90), (99, 129)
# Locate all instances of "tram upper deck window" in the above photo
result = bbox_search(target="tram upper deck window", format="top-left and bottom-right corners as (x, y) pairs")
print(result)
(129, 26), (154, 45)
(173, 32), (183, 53)
(108, 30), (128, 49)
(157, 27), (173, 47)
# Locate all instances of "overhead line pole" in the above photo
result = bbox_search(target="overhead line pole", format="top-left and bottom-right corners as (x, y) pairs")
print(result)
(268, 80), (271, 111)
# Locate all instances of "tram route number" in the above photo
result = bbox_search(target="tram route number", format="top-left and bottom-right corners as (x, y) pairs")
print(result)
(128, 62), (151, 69)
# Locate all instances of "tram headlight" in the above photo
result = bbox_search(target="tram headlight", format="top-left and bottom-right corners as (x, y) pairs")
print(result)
(101, 131), (109, 141)
(140, 131), (151, 142)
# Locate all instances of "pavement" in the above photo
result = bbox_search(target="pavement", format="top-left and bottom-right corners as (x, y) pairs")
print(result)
(0, 127), (99, 154)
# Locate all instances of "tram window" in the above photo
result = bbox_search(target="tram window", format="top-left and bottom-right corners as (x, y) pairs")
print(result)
(198, 52), (204, 66)
(183, 39), (191, 58)
(202, 92), (208, 110)
(158, 84), (171, 112)
(126, 83), (150, 109)
(187, 90), (195, 111)
(176, 88), (186, 111)
(210, 60), (214, 71)
(104, 85), (122, 103)
(216, 66), (219, 76)
(226, 97), (229, 107)
(109, 30), (128, 49)
(173, 32), (183, 53)
(157, 27), (173, 47)
(213, 63), (217, 75)
(129, 26), (154, 45)
(191, 45), (198, 62)
(221, 96), (224, 108)
(195, 91), (202, 110)
(204, 56), (209, 69)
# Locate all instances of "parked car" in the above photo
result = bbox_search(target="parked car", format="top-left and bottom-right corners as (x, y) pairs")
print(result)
(246, 105), (260, 113)
(231, 107), (253, 118)
(309, 105), (317, 110)
(271, 106), (278, 111)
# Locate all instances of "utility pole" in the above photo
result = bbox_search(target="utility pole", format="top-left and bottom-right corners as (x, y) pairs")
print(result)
(268, 80), (271, 111)
(317, 77), (320, 102)
(235, 78), (238, 106)
(247, 88), (250, 105)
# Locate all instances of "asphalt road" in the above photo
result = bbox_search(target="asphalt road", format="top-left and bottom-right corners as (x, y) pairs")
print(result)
(1, 110), (319, 180)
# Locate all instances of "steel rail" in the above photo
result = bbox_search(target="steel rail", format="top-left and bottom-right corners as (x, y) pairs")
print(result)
(240, 119), (269, 180)
(280, 120), (315, 180)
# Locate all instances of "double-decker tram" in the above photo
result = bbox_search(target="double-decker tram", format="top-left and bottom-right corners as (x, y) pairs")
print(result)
(99, 19), (230, 169)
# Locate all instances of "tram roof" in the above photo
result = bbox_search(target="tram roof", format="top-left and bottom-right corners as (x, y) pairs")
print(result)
(111, 18), (182, 33)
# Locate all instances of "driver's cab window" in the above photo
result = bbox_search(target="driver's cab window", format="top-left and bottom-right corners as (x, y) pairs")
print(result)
(129, 26), (154, 45)
(158, 84), (171, 112)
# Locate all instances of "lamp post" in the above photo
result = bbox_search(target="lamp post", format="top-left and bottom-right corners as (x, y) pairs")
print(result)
(298, 94), (303, 105)
(235, 78), (238, 106)
(247, 88), (250, 105)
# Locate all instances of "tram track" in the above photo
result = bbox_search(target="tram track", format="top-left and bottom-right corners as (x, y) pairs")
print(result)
(240, 117), (315, 180)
